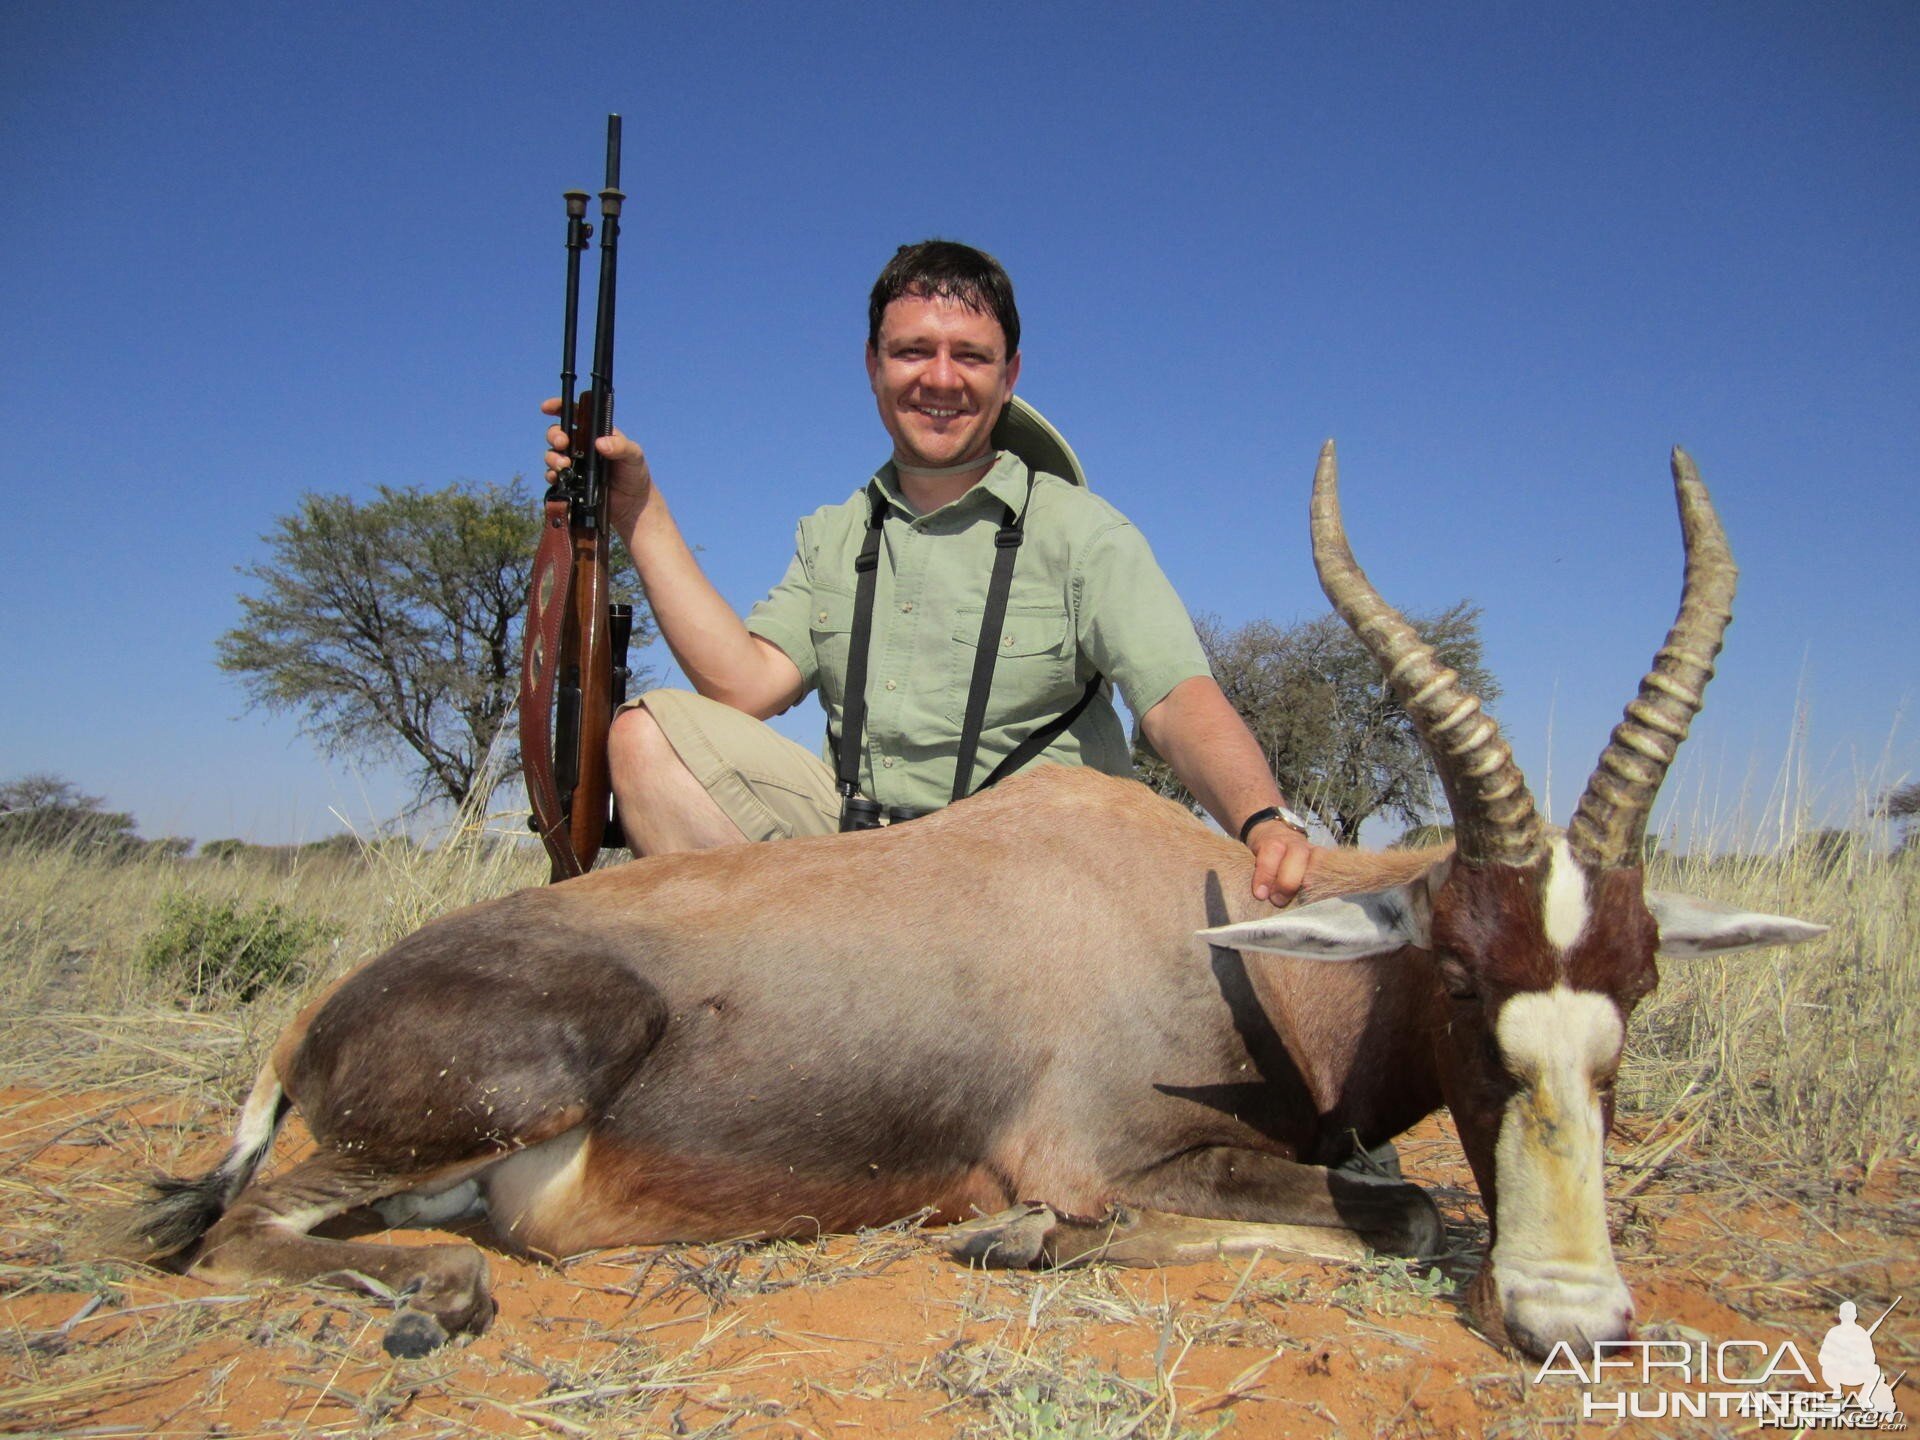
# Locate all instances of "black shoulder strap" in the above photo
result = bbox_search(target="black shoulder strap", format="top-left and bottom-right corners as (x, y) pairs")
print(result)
(829, 481), (888, 796)
(949, 475), (1033, 802)
(977, 675), (1104, 791)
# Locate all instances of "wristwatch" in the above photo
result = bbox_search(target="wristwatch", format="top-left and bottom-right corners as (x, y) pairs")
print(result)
(1237, 804), (1312, 844)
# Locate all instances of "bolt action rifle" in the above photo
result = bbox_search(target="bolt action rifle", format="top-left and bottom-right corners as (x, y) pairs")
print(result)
(520, 114), (634, 881)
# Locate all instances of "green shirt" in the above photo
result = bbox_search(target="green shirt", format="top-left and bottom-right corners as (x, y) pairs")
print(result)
(746, 451), (1210, 814)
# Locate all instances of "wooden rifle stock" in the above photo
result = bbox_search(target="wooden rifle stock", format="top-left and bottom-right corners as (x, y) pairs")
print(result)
(521, 115), (631, 882)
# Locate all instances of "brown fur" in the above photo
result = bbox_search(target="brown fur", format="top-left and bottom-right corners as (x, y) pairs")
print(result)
(1297, 842), (1445, 904)
(1565, 867), (1660, 1005)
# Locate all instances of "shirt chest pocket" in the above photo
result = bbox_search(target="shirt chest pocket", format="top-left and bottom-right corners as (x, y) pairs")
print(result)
(944, 605), (1074, 726)
(808, 583), (856, 705)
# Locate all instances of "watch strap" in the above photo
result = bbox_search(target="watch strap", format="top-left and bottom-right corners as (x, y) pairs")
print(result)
(1238, 805), (1310, 844)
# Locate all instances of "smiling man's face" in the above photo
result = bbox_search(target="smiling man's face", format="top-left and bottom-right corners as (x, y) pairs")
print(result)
(866, 293), (1019, 471)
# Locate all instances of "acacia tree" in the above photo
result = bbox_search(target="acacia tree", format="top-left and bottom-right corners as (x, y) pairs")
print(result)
(1138, 603), (1498, 844)
(0, 773), (187, 859)
(1882, 779), (1920, 852)
(218, 479), (653, 811)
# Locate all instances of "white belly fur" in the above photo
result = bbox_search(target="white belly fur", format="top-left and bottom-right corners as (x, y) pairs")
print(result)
(478, 1127), (591, 1254)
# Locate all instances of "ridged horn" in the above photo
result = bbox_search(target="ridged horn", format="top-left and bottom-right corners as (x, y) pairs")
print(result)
(1566, 448), (1736, 870)
(1311, 441), (1544, 866)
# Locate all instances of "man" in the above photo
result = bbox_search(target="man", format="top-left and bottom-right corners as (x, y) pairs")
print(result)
(1819, 1301), (1897, 1413)
(543, 241), (1315, 903)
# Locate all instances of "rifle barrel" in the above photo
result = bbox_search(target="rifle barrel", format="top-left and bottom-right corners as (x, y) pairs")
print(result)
(584, 114), (623, 518)
(558, 189), (592, 475)
(1866, 1297), (1902, 1335)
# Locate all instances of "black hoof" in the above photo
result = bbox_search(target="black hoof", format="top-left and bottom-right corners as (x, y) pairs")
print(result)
(1365, 1184), (1445, 1259)
(1336, 1139), (1403, 1181)
(382, 1309), (451, 1358)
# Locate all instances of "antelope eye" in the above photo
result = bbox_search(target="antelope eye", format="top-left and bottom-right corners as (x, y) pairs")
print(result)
(1437, 952), (1478, 1000)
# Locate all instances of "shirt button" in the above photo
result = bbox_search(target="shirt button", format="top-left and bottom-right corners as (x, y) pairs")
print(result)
(882, 756), (895, 768)
(1002, 634), (1015, 647)
(884, 679), (896, 690)
(817, 610), (828, 622)
(901, 601), (914, 613)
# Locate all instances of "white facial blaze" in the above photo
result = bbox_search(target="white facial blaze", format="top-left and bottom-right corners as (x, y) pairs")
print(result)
(1490, 987), (1633, 1347)
(1540, 838), (1590, 953)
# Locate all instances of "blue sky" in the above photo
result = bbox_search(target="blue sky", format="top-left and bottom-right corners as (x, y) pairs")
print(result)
(3, 2), (1915, 848)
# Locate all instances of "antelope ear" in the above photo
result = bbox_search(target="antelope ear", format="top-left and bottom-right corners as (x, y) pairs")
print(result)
(1646, 891), (1829, 958)
(1199, 885), (1428, 962)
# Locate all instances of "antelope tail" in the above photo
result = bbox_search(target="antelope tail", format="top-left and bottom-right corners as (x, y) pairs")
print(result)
(100, 1064), (289, 1263)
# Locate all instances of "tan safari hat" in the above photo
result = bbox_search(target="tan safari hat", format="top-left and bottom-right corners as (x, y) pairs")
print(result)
(992, 395), (1088, 488)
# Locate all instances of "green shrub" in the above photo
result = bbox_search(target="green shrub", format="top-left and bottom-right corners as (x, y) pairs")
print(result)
(138, 894), (339, 1002)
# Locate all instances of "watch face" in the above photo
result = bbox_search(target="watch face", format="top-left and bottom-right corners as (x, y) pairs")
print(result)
(1257, 807), (1311, 837)
(1241, 805), (1312, 843)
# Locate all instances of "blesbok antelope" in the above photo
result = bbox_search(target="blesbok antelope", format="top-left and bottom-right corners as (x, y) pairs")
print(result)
(111, 445), (1823, 1360)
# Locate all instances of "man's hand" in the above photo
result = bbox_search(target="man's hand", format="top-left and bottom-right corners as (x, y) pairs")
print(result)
(1137, 676), (1319, 906)
(542, 395), (653, 530)
(540, 392), (807, 719)
(1247, 818), (1313, 906)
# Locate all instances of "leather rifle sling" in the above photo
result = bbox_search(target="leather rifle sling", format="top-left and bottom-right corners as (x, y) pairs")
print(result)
(519, 494), (586, 879)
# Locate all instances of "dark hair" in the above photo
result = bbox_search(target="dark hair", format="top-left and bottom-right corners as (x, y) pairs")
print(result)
(867, 240), (1020, 357)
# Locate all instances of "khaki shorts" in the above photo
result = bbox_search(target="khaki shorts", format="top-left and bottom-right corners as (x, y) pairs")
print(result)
(623, 689), (841, 841)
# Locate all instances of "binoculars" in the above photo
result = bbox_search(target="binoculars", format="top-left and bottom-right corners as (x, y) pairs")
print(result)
(838, 796), (930, 832)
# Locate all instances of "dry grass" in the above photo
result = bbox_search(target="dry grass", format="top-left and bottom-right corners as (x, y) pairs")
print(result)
(0, 808), (544, 1108)
(1624, 839), (1918, 1182)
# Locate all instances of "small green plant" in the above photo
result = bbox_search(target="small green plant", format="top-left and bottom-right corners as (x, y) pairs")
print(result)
(138, 893), (339, 1002)
(1328, 1256), (1459, 1317)
(995, 1380), (1117, 1440)
(987, 1374), (1226, 1440)
(933, 1342), (1226, 1440)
